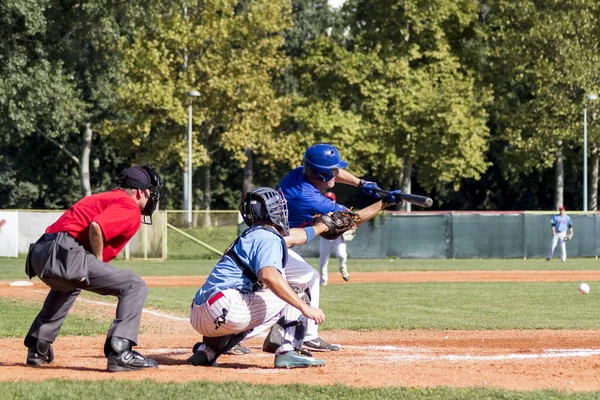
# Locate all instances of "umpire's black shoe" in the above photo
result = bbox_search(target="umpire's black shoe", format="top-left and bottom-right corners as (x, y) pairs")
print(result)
(26, 339), (54, 366)
(303, 337), (340, 352)
(107, 350), (158, 372)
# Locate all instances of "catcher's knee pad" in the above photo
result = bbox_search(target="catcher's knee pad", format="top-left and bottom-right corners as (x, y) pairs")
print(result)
(262, 316), (306, 353)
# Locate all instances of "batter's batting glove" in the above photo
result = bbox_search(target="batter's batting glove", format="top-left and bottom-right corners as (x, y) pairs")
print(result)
(359, 179), (382, 198)
(382, 189), (403, 208)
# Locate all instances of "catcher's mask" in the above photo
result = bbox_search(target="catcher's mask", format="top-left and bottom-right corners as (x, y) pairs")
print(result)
(240, 187), (289, 236)
(302, 143), (348, 182)
(118, 165), (163, 225)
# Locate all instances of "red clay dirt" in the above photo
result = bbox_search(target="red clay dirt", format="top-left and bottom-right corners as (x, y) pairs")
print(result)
(2, 271), (600, 391)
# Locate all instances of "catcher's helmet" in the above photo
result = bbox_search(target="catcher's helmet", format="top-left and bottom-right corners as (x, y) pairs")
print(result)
(118, 165), (163, 225)
(324, 191), (337, 202)
(240, 187), (289, 236)
(303, 144), (348, 182)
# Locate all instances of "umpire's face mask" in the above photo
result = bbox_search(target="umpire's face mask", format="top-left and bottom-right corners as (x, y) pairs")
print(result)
(141, 167), (163, 225)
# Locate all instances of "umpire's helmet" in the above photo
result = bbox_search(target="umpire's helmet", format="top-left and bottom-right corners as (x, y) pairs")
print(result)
(118, 165), (163, 225)
(240, 187), (289, 236)
(303, 144), (348, 182)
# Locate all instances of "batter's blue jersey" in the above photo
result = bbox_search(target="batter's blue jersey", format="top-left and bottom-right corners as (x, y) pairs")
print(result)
(551, 214), (572, 232)
(278, 167), (347, 228)
(193, 228), (286, 305)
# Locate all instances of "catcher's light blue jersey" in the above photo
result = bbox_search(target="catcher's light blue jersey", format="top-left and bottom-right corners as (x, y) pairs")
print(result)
(193, 228), (285, 305)
(278, 167), (347, 228)
(551, 214), (572, 232)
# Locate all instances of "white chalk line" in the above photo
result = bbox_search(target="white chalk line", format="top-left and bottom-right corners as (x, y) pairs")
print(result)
(30, 291), (600, 364)
(34, 290), (188, 321)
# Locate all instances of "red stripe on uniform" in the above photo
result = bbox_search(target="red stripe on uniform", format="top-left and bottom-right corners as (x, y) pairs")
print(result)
(208, 292), (224, 306)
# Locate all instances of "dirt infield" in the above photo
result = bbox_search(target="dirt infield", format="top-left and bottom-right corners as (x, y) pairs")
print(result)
(2, 271), (600, 391)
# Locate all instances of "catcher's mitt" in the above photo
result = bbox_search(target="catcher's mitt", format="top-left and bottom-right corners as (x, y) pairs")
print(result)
(313, 210), (360, 240)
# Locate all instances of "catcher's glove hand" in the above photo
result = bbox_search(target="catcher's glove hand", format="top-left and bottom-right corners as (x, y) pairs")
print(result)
(313, 210), (360, 240)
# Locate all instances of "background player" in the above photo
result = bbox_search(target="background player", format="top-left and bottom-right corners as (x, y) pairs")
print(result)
(23, 165), (162, 372)
(546, 205), (573, 262)
(275, 143), (403, 352)
(318, 191), (352, 286)
(188, 187), (346, 368)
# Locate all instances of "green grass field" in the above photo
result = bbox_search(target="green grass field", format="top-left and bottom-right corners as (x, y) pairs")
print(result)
(3, 257), (600, 280)
(2, 257), (600, 398)
(0, 380), (598, 400)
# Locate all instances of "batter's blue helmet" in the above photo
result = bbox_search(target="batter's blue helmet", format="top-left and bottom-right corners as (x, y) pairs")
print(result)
(240, 187), (289, 236)
(302, 144), (348, 182)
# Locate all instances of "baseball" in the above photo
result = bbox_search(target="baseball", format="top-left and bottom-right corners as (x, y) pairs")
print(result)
(578, 282), (590, 295)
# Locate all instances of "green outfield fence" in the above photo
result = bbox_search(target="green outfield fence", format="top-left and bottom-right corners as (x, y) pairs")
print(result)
(4, 210), (598, 260)
(288, 211), (600, 260)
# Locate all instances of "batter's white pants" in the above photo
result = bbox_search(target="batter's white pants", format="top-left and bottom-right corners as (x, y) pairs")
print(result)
(190, 286), (304, 353)
(318, 237), (347, 285)
(547, 231), (567, 261)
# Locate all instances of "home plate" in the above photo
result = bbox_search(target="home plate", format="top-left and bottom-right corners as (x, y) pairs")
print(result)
(9, 280), (34, 287)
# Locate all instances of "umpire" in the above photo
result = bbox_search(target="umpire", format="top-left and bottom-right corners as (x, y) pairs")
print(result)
(23, 165), (162, 372)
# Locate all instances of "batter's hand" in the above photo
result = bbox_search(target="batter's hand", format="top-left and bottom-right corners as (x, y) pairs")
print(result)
(382, 189), (403, 207)
(359, 179), (383, 198)
(302, 306), (325, 324)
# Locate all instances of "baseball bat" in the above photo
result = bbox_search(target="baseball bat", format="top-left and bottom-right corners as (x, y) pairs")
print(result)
(375, 189), (433, 208)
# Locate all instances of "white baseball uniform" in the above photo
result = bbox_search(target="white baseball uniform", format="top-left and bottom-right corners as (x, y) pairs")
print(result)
(318, 236), (348, 285)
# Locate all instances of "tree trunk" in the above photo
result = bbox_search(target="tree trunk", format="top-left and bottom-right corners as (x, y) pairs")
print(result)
(202, 165), (211, 227)
(555, 140), (564, 209)
(80, 123), (92, 197)
(242, 148), (254, 197)
(398, 155), (412, 211)
(590, 142), (598, 211)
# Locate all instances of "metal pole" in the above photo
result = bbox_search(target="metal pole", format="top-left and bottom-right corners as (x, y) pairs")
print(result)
(584, 101), (588, 212)
(187, 100), (193, 226)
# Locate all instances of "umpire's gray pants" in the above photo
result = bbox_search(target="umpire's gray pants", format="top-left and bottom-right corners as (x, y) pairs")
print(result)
(25, 232), (148, 350)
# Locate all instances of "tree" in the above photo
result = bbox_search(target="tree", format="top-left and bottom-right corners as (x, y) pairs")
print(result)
(284, 0), (490, 210)
(484, 0), (600, 210)
(104, 0), (293, 220)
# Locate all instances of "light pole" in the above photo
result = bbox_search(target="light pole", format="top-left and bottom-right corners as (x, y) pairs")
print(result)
(584, 93), (598, 212)
(186, 90), (201, 226)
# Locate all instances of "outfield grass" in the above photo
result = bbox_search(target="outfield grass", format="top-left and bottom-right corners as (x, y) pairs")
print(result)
(3, 281), (600, 339)
(0, 380), (598, 400)
(3, 257), (600, 280)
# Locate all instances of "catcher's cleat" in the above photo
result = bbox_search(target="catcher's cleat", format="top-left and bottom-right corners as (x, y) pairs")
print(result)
(26, 339), (54, 366)
(303, 337), (339, 352)
(274, 349), (325, 369)
(107, 350), (158, 372)
(226, 345), (251, 355)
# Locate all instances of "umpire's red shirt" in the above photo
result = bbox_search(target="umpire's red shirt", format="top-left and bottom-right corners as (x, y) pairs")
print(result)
(46, 190), (141, 262)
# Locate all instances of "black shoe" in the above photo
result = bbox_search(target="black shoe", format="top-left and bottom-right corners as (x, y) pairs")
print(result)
(303, 337), (340, 352)
(26, 340), (54, 366)
(546, 258), (551, 262)
(107, 350), (158, 372)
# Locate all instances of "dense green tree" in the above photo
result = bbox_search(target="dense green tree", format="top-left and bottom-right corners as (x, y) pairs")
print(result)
(104, 0), (293, 216)
(484, 0), (600, 210)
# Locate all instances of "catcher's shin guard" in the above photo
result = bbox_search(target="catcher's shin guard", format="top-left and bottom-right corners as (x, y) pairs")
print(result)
(262, 317), (307, 354)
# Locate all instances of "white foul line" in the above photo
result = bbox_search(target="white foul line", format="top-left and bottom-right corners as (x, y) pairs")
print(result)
(34, 290), (188, 322)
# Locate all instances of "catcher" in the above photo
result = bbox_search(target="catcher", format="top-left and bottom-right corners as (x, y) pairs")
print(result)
(187, 187), (357, 368)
